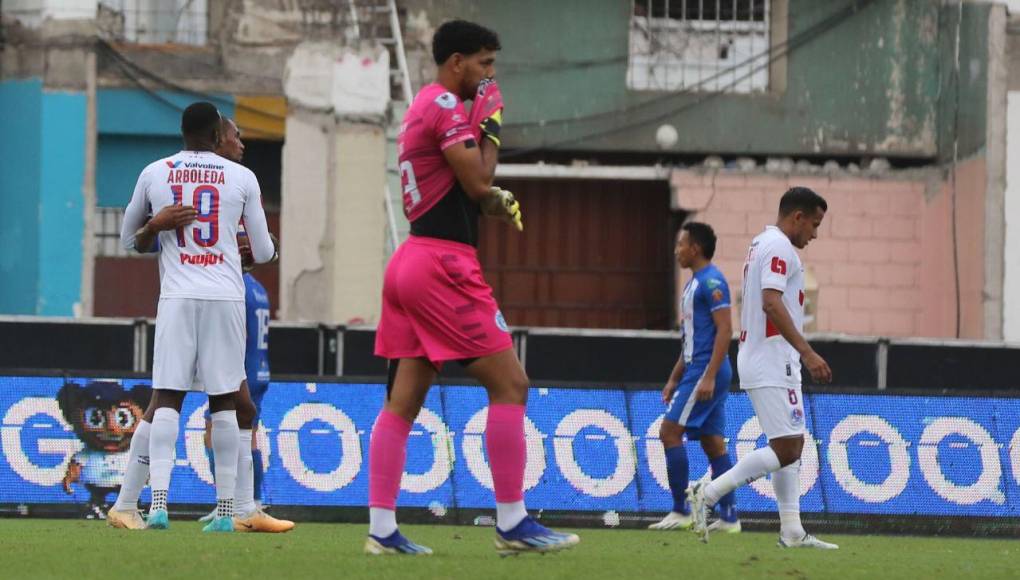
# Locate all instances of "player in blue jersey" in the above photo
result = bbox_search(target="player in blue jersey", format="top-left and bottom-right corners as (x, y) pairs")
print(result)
(649, 222), (740, 534)
(200, 250), (292, 532)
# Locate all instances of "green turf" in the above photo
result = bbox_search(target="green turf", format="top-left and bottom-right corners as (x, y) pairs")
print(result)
(2, 519), (1015, 580)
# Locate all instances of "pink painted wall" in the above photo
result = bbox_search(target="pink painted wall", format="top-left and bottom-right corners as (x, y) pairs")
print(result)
(671, 158), (987, 338)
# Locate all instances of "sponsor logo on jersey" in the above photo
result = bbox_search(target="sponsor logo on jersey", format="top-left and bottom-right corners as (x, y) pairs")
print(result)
(180, 252), (225, 267)
(165, 160), (182, 168)
(434, 92), (457, 110)
(494, 310), (509, 333)
(706, 278), (721, 288)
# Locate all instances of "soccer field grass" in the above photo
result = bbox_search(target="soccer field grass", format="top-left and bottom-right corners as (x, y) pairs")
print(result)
(2, 519), (1015, 580)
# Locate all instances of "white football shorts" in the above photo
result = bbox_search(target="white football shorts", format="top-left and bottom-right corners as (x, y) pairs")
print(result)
(152, 298), (245, 396)
(747, 386), (807, 440)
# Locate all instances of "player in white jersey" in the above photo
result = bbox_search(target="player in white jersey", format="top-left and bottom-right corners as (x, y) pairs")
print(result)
(108, 117), (291, 533)
(118, 102), (277, 533)
(688, 187), (837, 549)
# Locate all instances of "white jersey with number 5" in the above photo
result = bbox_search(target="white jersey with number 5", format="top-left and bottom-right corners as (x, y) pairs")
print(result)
(119, 150), (275, 302)
(737, 225), (805, 390)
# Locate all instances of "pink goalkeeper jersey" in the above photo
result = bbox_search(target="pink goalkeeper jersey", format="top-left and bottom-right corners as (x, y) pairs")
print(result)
(397, 83), (475, 222)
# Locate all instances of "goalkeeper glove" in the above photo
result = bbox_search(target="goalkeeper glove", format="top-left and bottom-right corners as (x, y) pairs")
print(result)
(481, 186), (523, 232)
(471, 78), (504, 147)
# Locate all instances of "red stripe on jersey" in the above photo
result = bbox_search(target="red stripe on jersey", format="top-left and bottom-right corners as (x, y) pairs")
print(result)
(766, 318), (780, 338)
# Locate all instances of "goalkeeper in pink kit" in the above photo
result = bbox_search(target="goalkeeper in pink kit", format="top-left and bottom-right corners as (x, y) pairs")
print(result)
(366, 20), (579, 556)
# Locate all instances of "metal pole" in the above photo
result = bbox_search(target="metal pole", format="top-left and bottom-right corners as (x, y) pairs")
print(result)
(80, 46), (98, 317)
(876, 338), (889, 390)
(387, 0), (413, 103)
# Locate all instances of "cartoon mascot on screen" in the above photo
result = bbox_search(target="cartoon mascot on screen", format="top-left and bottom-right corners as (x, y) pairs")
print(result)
(57, 381), (152, 518)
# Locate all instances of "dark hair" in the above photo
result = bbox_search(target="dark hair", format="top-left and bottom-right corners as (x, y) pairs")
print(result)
(432, 20), (501, 65)
(779, 186), (828, 217)
(181, 101), (221, 139)
(682, 221), (717, 260)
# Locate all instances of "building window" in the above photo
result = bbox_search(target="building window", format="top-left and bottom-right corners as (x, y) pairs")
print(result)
(95, 208), (133, 257)
(628, 0), (770, 93)
(98, 0), (208, 46)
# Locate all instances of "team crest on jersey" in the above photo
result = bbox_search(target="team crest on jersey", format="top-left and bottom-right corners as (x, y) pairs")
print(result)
(712, 288), (724, 303)
(791, 407), (804, 425)
(435, 92), (457, 109)
(495, 310), (509, 333)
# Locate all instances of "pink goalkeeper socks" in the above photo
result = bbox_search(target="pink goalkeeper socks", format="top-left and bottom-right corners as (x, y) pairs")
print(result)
(368, 410), (412, 510)
(486, 404), (527, 504)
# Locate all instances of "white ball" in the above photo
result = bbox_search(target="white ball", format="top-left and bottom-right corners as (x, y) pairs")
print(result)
(655, 124), (679, 149)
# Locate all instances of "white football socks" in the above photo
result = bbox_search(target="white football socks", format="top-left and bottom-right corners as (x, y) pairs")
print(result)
(369, 507), (398, 538)
(496, 501), (528, 532)
(234, 429), (256, 517)
(113, 419), (151, 511)
(148, 408), (180, 513)
(210, 410), (240, 518)
(773, 460), (806, 540)
(704, 446), (781, 506)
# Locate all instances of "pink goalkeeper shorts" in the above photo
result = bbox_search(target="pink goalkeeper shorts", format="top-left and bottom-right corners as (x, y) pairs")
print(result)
(374, 235), (513, 366)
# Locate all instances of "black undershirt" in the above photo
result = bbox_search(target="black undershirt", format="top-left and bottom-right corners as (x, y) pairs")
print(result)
(409, 180), (481, 247)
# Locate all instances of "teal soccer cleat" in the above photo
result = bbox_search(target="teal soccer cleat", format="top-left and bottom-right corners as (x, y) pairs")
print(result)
(146, 509), (169, 530)
(202, 516), (234, 533)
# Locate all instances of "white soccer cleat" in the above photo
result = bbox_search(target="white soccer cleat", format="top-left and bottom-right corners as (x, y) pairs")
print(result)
(648, 512), (693, 530)
(778, 534), (839, 550)
(686, 481), (709, 543)
(706, 518), (742, 534)
(197, 508), (217, 523)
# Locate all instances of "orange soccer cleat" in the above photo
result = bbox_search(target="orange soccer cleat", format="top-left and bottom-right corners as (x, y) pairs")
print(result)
(233, 509), (295, 533)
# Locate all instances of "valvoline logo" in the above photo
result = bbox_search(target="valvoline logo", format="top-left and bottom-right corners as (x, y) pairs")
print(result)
(165, 160), (182, 168)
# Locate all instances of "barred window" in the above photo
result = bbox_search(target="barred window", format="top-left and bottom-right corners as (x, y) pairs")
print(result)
(628, 0), (770, 93)
(94, 207), (133, 258)
(98, 0), (208, 46)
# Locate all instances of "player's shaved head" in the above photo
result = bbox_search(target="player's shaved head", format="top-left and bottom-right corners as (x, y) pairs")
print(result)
(181, 101), (221, 150)
(216, 117), (244, 162)
(778, 187), (827, 217)
(432, 20), (501, 65)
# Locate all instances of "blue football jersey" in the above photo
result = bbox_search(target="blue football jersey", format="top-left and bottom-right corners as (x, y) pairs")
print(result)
(680, 264), (732, 366)
(244, 273), (271, 384)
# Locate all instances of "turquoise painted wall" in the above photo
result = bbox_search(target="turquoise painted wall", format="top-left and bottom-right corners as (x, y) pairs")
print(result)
(0, 80), (43, 314)
(0, 79), (85, 315)
(97, 89), (235, 207)
(38, 92), (86, 315)
(98, 135), (182, 207)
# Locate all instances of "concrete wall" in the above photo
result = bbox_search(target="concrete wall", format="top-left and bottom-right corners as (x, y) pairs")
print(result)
(1004, 91), (1020, 341)
(280, 114), (387, 325)
(423, 0), (961, 158)
(0, 78), (86, 315)
(672, 160), (989, 339)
